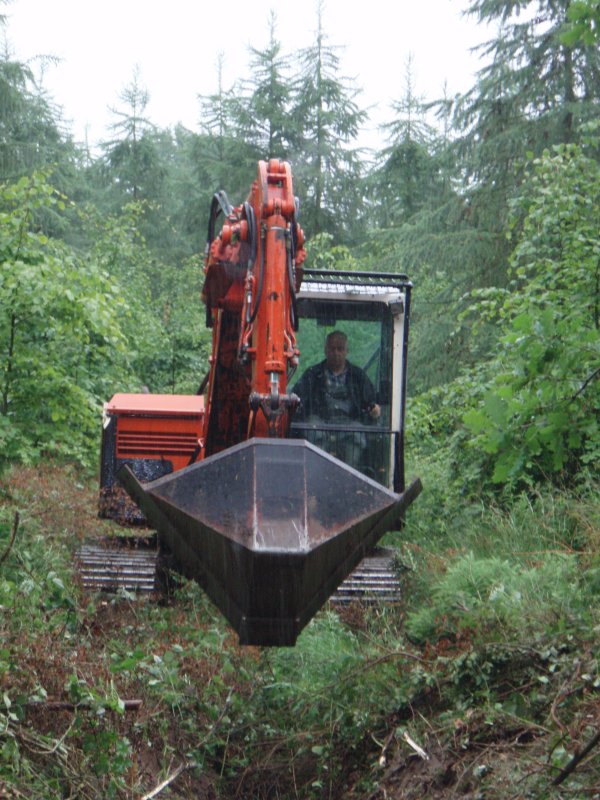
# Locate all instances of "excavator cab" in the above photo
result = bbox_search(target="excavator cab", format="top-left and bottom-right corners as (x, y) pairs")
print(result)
(291, 269), (411, 493)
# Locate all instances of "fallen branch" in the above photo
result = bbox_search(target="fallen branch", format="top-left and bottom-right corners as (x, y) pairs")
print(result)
(142, 762), (192, 800)
(401, 730), (430, 761)
(373, 729), (396, 768)
(26, 699), (142, 713)
(552, 729), (600, 787)
(0, 511), (19, 567)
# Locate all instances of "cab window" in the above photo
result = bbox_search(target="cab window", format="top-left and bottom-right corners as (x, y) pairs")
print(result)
(289, 298), (393, 485)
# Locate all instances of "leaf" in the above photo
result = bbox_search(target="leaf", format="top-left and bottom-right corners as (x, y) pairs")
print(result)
(491, 449), (524, 484)
(534, 308), (555, 337)
(484, 393), (508, 427)
(463, 409), (488, 434)
(110, 648), (145, 673)
(512, 313), (532, 332)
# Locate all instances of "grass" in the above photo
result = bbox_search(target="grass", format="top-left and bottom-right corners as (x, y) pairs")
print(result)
(0, 462), (599, 798)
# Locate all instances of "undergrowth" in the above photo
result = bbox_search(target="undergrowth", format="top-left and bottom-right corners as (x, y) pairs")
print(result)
(0, 463), (599, 799)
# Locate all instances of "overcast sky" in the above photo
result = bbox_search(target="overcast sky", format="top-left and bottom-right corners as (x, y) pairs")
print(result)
(4, 0), (489, 150)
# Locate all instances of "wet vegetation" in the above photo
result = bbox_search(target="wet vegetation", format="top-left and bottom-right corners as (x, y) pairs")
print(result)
(1, 465), (599, 798)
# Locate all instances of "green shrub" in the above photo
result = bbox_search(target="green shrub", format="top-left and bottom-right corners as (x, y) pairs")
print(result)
(405, 551), (588, 643)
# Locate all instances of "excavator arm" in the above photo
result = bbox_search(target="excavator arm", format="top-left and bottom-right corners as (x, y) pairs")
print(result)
(200, 160), (305, 454)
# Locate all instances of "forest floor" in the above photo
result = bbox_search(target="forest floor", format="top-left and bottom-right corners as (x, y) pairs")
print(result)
(0, 463), (599, 798)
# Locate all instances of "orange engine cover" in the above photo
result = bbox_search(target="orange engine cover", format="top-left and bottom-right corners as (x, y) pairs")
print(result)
(99, 393), (205, 525)
(106, 393), (205, 472)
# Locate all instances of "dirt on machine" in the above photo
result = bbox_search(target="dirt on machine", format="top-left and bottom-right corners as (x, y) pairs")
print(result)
(85, 159), (421, 646)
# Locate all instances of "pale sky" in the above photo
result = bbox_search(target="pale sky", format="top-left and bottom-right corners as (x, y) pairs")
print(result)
(4, 0), (488, 150)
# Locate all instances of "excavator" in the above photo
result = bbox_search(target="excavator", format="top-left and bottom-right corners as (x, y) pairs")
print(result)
(95, 160), (421, 646)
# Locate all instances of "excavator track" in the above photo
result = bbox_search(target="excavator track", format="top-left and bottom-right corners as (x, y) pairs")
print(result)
(330, 547), (403, 604)
(76, 539), (402, 604)
(76, 536), (159, 594)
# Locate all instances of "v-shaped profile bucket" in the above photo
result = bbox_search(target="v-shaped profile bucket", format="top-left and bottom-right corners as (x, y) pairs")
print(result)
(119, 438), (421, 645)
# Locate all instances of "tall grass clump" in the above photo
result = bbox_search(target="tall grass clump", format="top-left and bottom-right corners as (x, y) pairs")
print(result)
(399, 480), (600, 646)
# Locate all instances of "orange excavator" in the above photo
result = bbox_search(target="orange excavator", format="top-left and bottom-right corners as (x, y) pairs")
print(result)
(98, 160), (421, 646)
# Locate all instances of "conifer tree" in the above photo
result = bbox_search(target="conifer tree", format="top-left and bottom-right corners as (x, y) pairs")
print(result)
(194, 53), (256, 201)
(453, 0), (600, 237)
(0, 41), (70, 182)
(233, 12), (296, 161)
(395, 0), (600, 392)
(90, 68), (191, 262)
(289, 2), (367, 242)
(101, 67), (162, 203)
(371, 55), (446, 227)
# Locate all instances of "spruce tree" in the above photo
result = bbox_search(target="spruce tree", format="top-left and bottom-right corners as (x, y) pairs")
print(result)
(453, 0), (600, 238)
(0, 42), (71, 182)
(101, 67), (162, 203)
(371, 55), (446, 228)
(289, 2), (367, 243)
(90, 68), (193, 262)
(194, 53), (256, 201)
(233, 12), (296, 161)
(394, 0), (600, 392)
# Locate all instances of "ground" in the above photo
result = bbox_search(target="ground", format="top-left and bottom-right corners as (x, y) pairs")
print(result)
(0, 464), (599, 798)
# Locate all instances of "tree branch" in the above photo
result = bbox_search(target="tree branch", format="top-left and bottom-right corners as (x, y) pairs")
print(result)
(571, 366), (600, 401)
(552, 728), (600, 786)
(141, 762), (191, 800)
(0, 511), (19, 567)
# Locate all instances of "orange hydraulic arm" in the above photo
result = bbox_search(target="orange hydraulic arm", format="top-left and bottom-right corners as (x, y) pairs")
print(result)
(199, 160), (306, 457)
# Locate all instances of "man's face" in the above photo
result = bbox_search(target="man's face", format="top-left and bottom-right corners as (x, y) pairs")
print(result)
(325, 335), (348, 373)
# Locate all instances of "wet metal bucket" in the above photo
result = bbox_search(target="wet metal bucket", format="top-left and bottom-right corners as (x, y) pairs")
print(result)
(119, 438), (421, 645)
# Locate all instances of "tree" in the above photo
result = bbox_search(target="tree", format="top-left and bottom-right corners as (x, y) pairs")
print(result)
(194, 53), (256, 203)
(0, 174), (131, 468)
(0, 42), (72, 184)
(562, 0), (600, 45)
(290, 2), (367, 242)
(151, 256), (212, 394)
(370, 55), (446, 227)
(90, 70), (201, 262)
(453, 0), (600, 234)
(461, 136), (600, 489)
(233, 12), (297, 161)
(387, 0), (600, 394)
(152, 123), (208, 257)
(83, 199), (209, 395)
(100, 67), (163, 204)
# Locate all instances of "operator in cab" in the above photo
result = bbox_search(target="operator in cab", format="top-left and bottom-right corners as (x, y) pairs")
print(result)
(293, 330), (381, 424)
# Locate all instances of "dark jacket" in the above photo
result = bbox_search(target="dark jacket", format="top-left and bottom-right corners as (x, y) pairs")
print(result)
(293, 360), (377, 423)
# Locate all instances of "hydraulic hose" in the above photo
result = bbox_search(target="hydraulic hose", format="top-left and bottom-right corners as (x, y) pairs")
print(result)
(248, 230), (265, 326)
(206, 190), (233, 249)
(243, 201), (258, 270)
(287, 234), (299, 332)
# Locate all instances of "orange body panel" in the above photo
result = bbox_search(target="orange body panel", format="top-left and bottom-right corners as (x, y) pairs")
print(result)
(106, 393), (204, 473)
(106, 393), (204, 416)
